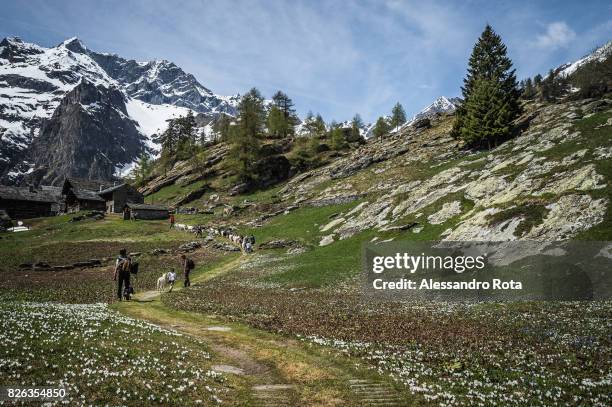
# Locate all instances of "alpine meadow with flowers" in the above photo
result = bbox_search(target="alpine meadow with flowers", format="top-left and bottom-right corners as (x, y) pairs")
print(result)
(1, 1), (612, 406)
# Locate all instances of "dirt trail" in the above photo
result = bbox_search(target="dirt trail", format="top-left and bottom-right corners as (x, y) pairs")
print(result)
(115, 255), (415, 405)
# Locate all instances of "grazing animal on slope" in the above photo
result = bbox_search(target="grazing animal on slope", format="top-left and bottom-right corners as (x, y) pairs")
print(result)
(156, 272), (168, 291)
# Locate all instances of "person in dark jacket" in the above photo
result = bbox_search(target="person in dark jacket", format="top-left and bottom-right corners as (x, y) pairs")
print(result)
(180, 254), (194, 287)
(114, 249), (131, 300)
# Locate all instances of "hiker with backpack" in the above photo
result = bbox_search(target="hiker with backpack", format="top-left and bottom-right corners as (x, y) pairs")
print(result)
(181, 254), (195, 287)
(114, 249), (131, 301)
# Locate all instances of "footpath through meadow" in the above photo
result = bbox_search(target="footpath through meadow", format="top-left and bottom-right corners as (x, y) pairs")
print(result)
(115, 255), (415, 406)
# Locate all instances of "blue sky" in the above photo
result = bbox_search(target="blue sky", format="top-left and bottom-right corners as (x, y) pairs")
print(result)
(1, 0), (610, 122)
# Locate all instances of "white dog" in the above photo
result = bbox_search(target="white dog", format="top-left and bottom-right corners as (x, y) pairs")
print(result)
(156, 272), (168, 291)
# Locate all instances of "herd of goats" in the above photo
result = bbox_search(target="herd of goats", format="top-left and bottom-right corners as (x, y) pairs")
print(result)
(174, 223), (255, 253)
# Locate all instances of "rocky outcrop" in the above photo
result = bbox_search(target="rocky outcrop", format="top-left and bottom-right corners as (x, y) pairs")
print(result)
(27, 80), (147, 185)
(178, 241), (202, 252)
(139, 143), (229, 196)
(258, 239), (300, 249)
(319, 234), (335, 246)
(254, 155), (292, 188)
(427, 201), (462, 224)
(411, 118), (431, 129)
(174, 185), (208, 207)
(279, 98), (609, 243)
(526, 194), (607, 240)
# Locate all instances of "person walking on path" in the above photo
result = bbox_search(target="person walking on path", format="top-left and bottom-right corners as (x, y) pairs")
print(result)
(181, 254), (194, 287)
(113, 249), (131, 301)
(169, 214), (176, 229)
(167, 269), (177, 292)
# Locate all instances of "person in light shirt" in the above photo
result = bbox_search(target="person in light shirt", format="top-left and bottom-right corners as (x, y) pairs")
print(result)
(167, 269), (177, 292)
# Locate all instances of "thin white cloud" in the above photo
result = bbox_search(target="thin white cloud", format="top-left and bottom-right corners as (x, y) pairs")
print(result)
(532, 22), (576, 49)
(4, 1), (609, 122)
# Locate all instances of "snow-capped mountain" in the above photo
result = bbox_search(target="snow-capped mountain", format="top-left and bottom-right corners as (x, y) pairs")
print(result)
(0, 36), (238, 185)
(408, 96), (462, 124)
(336, 120), (375, 139)
(65, 38), (239, 114)
(295, 117), (374, 139)
(556, 41), (612, 77)
(383, 96), (461, 137)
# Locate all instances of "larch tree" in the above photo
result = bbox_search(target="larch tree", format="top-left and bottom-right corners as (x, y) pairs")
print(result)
(269, 90), (299, 138)
(329, 126), (347, 151)
(390, 102), (407, 130)
(350, 114), (364, 142)
(521, 78), (536, 100)
(229, 88), (266, 182)
(132, 153), (152, 187)
(213, 114), (232, 142)
(373, 116), (390, 140)
(266, 105), (285, 138)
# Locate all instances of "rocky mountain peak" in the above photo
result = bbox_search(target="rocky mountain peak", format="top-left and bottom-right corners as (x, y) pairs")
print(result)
(59, 37), (88, 54)
(430, 96), (461, 110)
(0, 36), (44, 62)
(85, 48), (237, 114)
(0, 36), (23, 47)
(28, 79), (147, 186)
(407, 96), (462, 125)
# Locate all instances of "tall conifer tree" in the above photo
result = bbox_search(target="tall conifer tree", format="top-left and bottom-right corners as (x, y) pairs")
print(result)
(350, 114), (364, 141)
(390, 102), (407, 130)
(213, 114), (232, 142)
(452, 25), (519, 148)
(268, 90), (298, 138)
(373, 116), (390, 140)
(229, 88), (265, 181)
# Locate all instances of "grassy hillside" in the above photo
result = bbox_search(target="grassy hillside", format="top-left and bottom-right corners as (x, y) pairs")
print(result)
(136, 98), (612, 292)
(160, 97), (611, 405)
(1, 96), (610, 406)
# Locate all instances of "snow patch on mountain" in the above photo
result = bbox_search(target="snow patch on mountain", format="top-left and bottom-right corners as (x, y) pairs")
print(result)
(126, 99), (193, 148)
(409, 96), (461, 124)
(557, 41), (612, 77)
(386, 96), (461, 136)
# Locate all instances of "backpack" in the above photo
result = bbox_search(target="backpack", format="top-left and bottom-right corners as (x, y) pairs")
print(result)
(130, 261), (139, 275)
(186, 258), (195, 270)
(119, 257), (131, 272)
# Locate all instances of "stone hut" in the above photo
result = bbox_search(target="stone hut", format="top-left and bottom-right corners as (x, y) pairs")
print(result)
(99, 183), (144, 214)
(0, 185), (59, 219)
(123, 203), (169, 220)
